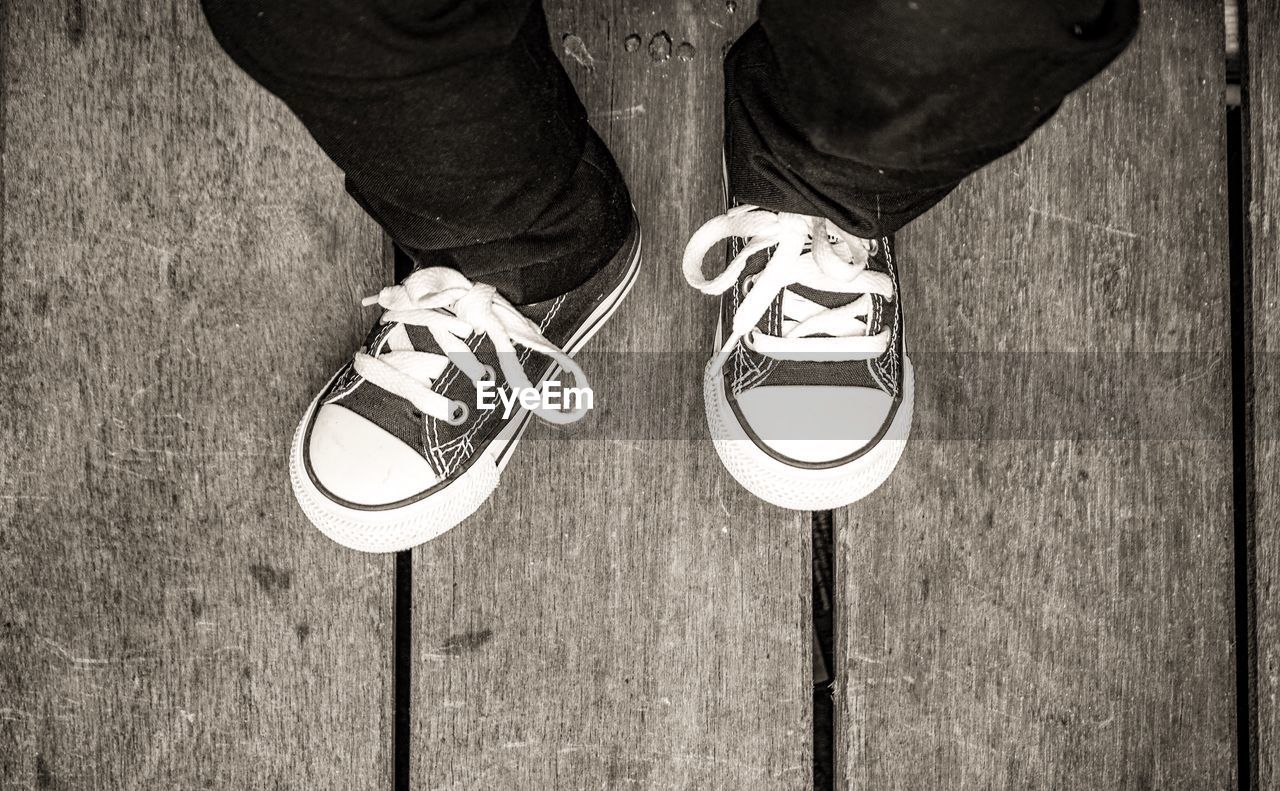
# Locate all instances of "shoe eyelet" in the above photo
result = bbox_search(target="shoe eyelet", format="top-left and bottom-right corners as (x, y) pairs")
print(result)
(742, 273), (759, 294)
(445, 400), (469, 426)
(478, 364), (496, 384)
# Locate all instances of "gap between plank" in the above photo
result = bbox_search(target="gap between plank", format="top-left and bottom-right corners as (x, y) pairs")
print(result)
(391, 243), (414, 791)
(394, 551), (412, 791)
(1230, 3), (1258, 787)
(812, 510), (836, 790)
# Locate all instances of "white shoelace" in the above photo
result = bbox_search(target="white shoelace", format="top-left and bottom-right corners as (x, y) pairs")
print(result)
(351, 267), (589, 425)
(682, 205), (895, 373)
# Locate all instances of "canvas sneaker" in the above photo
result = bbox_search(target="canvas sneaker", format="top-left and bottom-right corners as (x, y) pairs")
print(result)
(682, 204), (912, 510)
(290, 216), (642, 552)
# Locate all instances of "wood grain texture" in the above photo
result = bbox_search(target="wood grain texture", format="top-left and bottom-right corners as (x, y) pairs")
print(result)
(0, 3), (392, 788)
(410, 2), (813, 789)
(835, 2), (1236, 788)
(1247, 5), (1280, 787)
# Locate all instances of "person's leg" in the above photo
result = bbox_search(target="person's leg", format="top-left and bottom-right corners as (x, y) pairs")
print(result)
(683, 0), (1140, 511)
(725, 0), (1141, 237)
(202, 0), (644, 550)
(200, 0), (631, 303)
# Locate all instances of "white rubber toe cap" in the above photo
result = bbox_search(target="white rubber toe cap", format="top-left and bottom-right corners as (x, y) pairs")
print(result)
(307, 404), (439, 506)
(734, 385), (895, 464)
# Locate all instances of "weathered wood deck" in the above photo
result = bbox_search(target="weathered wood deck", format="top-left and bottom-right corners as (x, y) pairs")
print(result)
(0, 1), (1266, 789)
(1248, 4), (1278, 788)
(840, 5), (1238, 788)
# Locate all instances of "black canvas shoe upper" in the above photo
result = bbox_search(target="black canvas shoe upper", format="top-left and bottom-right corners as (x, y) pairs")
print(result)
(684, 204), (905, 467)
(304, 215), (641, 505)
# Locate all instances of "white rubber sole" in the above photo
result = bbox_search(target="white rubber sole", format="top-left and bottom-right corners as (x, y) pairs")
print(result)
(704, 356), (914, 511)
(289, 237), (643, 553)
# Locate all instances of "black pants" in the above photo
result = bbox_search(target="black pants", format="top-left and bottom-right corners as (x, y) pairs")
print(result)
(201, 0), (1139, 303)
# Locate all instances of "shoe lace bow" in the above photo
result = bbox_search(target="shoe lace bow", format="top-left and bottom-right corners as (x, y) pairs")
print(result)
(351, 268), (589, 425)
(681, 205), (894, 373)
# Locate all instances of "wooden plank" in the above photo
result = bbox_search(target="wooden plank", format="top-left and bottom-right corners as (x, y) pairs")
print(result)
(1247, 5), (1280, 786)
(410, 2), (813, 788)
(836, 3), (1236, 788)
(0, 3), (392, 788)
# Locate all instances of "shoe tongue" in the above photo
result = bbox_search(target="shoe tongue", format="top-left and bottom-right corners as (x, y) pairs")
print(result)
(787, 282), (859, 309)
(401, 323), (441, 354)
(747, 239), (891, 337)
